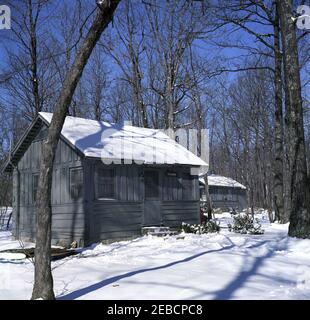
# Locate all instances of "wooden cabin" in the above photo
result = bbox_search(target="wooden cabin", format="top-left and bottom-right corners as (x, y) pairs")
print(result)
(200, 175), (247, 212)
(3, 112), (207, 247)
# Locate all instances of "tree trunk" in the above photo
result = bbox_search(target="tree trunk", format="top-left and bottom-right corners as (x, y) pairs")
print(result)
(204, 175), (213, 221)
(197, 104), (212, 221)
(277, 0), (310, 237)
(273, 4), (286, 223)
(31, 0), (120, 300)
(130, 47), (148, 127)
(28, 0), (41, 114)
(166, 65), (175, 132)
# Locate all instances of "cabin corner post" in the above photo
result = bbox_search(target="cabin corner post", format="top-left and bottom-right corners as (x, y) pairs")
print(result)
(13, 167), (21, 239)
(83, 159), (93, 246)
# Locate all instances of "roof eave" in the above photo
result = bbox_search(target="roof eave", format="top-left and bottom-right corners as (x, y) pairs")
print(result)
(1, 114), (43, 173)
(38, 114), (85, 159)
(1, 113), (86, 173)
(83, 156), (205, 167)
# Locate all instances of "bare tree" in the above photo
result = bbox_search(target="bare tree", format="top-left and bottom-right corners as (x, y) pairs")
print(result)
(104, 0), (149, 126)
(31, 0), (121, 300)
(88, 49), (110, 120)
(276, 0), (310, 238)
(1, 0), (58, 121)
(210, 0), (287, 221)
(145, 0), (206, 131)
(210, 66), (275, 214)
(187, 48), (213, 219)
(273, 2), (285, 222)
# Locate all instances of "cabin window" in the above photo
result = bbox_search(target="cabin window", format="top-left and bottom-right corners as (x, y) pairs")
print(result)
(165, 174), (182, 201)
(221, 188), (227, 201)
(182, 173), (193, 200)
(96, 168), (115, 199)
(144, 170), (160, 199)
(32, 174), (39, 204)
(227, 188), (233, 201)
(70, 167), (83, 200)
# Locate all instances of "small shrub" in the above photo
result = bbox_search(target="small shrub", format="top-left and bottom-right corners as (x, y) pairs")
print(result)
(228, 214), (264, 235)
(181, 220), (220, 234)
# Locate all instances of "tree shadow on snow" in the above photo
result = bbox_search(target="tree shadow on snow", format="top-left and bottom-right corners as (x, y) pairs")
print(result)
(57, 244), (235, 300)
(194, 236), (290, 300)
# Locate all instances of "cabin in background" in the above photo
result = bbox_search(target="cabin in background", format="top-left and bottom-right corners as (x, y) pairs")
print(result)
(3, 113), (207, 247)
(200, 175), (247, 212)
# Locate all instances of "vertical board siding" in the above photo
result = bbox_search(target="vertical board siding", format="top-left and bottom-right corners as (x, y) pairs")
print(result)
(162, 168), (199, 201)
(208, 186), (247, 210)
(37, 141), (42, 166)
(119, 166), (127, 201)
(16, 124), (85, 246)
(15, 122), (202, 246)
(162, 201), (200, 227)
(95, 163), (143, 202)
(127, 167), (134, 201)
(89, 162), (144, 243)
(92, 201), (143, 241)
(12, 170), (18, 237)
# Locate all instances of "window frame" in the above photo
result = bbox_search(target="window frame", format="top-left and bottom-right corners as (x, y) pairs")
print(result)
(181, 172), (194, 201)
(95, 167), (116, 200)
(144, 169), (160, 200)
(69, 167), (84, 201)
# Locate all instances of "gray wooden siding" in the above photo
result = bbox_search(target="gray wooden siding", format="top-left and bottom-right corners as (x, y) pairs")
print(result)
(14, 123), (202, 246)
(91, 163), (199, 203)
(18, 205), (85, 246)
(12, 170), (18, 237)
(206, 186), (247, 210)
(87, 161), (144, 202)
(115, 166), (143, 201)
(92, 201), (143, 241)
(162, 169), (199, 201)
(162, 201), (200, 227)
(16, 124), (85, 246)
(84, 161), (144, 243)
(85, 162), (200, 243)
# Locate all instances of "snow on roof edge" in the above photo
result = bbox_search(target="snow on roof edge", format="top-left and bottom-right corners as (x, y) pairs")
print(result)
(39, 112), (208, 167)
(199, 174), (246, 189)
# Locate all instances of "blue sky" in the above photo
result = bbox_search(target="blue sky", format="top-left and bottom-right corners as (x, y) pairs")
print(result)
(0, 0), (309, 111)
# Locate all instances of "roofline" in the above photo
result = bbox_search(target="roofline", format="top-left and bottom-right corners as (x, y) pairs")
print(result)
(1, 115), (43, 173)
(1, 156), (11, 174)
(83, 157), (202, 167)
(1, 113), (84, 173)
(2, 112), (207, 173)
(204, 184), (247, 190)
(39, 112), (208, 167)
(199, 176), (247, 190)
(38, 114), (85, 159)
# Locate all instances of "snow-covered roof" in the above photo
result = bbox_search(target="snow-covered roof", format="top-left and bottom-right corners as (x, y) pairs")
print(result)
(199, 174), (246, 189)
(39, 112), (208, 167)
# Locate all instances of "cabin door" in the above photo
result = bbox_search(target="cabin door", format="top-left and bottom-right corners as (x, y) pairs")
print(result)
(143, 169), (162, 226)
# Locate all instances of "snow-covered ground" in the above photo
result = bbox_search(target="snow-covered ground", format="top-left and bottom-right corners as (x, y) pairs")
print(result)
(1, 212), (310, 300)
